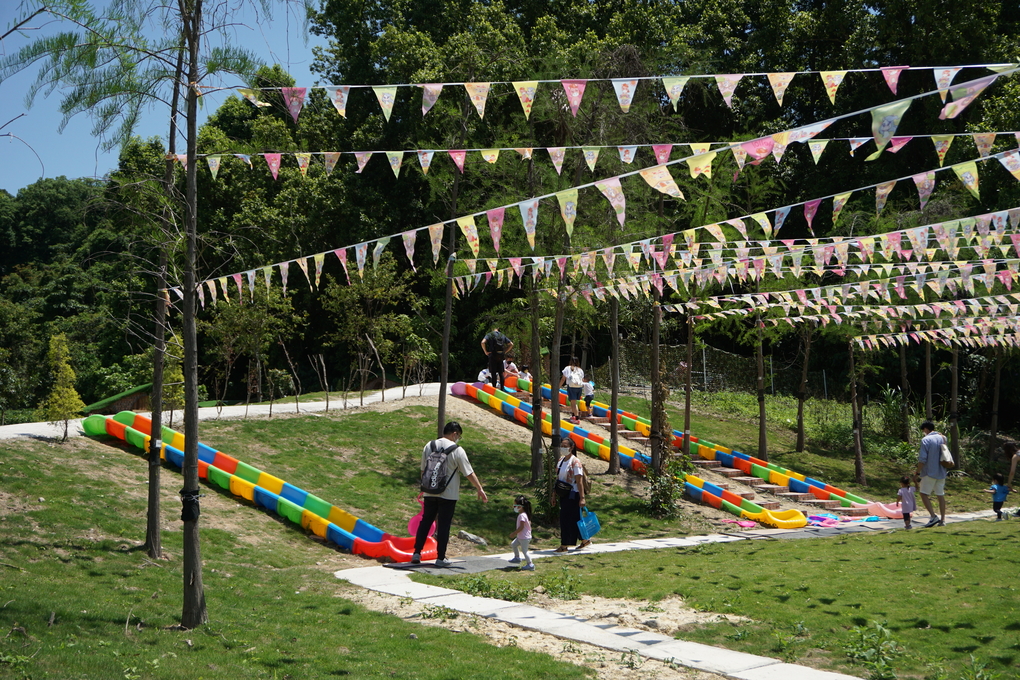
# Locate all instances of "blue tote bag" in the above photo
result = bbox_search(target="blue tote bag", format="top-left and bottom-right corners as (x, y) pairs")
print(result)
(577, 507), (601, 540)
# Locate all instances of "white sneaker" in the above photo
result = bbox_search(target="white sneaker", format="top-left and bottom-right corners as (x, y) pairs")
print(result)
(434, 558), (452, 567)
(923, 516), (940, 528)
(411, 552), (421, 564)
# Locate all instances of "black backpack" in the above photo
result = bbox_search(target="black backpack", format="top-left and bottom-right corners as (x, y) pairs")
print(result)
(420, 440), (458, 494)
(487, 331), (507, 353)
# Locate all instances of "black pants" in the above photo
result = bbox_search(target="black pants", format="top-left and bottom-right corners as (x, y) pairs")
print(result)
(414, 496), (457, 559)
(559, 492), (582, 546)
(488, 352), (505, 390)
(993, 501), (1003, 519)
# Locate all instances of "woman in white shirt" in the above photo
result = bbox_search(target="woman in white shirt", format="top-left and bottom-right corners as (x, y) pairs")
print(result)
(559, 356), (585, 424)
(551, 438), (589, 551)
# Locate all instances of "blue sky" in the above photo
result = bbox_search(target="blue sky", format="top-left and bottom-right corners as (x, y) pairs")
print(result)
(1, 2), (322, 196)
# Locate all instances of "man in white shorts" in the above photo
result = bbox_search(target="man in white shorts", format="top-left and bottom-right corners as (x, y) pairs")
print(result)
(915, 421), (947, 527)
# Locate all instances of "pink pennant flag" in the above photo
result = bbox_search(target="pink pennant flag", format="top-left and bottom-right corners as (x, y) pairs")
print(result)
(281, 87), (306, 122)
(355, 152), (372, 173)
(428, 224), (443, 264)
(803, 200), (821, 234)
(820, 71), (847, 104)
(887, 137), (911, 153)
(767, 72), (795, 106)
(652, 144), (672, 164)
(556, 257), (567, 278)
(175, 153), (187, 170)
(232, 273), (244, 301)
(595, 177), (626, 226)
(611, 78), (638, 113)
(714, 74), (742, 108)
(618, 146), (637, 164)
(880, 66), (907, 94)
(418, 150), (434, 174)
(421, 84), (443, 115)
(326, 86), (350, 117)
(742, 137), (774, 162)
(449, 150), (466, 173)
(548, 147), (566, 175)
(402, 231), (417, 270)
(519, 198), (539, 250)
(265, 153), (282, 179)
(509, 258), (523, 278)
(912, 171), (936, 210)
(487, 207), (505, 254)
(295, 153), (310, 177)
(464, 82), (491, 118)
(324, 152), (340, 175)
(940, 75), (998, 120)
(561, 79), (587, 116)
(934, 67), (961, 102)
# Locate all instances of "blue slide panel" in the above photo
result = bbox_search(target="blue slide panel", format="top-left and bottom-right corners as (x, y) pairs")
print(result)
(352, 518), (385, 543)
(789, 478), (811, 494)
(326, 523), (355, 550)
(716, 451), (735, 467)
(164, 445), (185, 468)
(197, 442), (218, 464)
(806, 478), (827, 489)
(685, 483), (703, 501)
(253, 487), (280, 512)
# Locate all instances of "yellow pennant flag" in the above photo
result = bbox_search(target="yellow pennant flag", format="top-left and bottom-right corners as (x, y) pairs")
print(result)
(820, 71), (847, 104)
(639, 165), (684, 199)
(686, 151), (717, 179)
(952, 161), (980, 199)
(556, 189), (579, 237)
(372, 86), (398, 122)
(661, 76), (690, 111)
(512, 81), (538, 118)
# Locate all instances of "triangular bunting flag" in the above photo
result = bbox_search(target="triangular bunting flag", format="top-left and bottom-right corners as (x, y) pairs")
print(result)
(206, 155), (221, 179)
(519, 199), (538, 250)
(326, 86), (350, 117)
(866, 99), (911, 159)
(912, 171), (936, 210)
(998, 150), (1020, 181)
(324, 152), (340, 175)
(952, 161), (980, 199)
(875, 181), (896, 213)
(820, 70), (847, 104)
(237, 88), (270, 108)
(281, 87), (306, 122)
(618, 146), (638, 164)
(880, 66), (907, 94)
(715, 74), (742, 108)
(355, 244), (367, 278)
(548, 147), (566, 175)
(611, 78), (638, 112)
(514, 147), (533, 160)
(449, 150), (466, 173)
(686, 151), (717, 179)
(418, 150), (434, 174)
(421, 84), (442, 115)
(767, 72), (795, 106)
(295, 257), (312, 291)
(751, 212), (772, 238)
(774, 206), (792, 234)
(848, 138), (870, 157)
(934, 67), (962, 102)
(887, 137), (911, 153)
(639, 165), (684, 199)
(385, 151), (403, 178)
(808, 140), (827, 164)
(973, 132), (996, 158)
(464, 82), (491, 118)
(457, 216), (480, 257)
(940, 74), (998, 120)
(512, 81), (538, 119)
(295, 153), (310, 177)
(582, 147), (600, 172)
(372, 236), (391, 268)
(832, 192), (851, 225)
(742, 137), (774, 162)
(932, 135), (953, 166)
(661, 76), (689, 111)
(402, 231), (417, 270)
(279, 261), (290, 294)
(595, 177), (626, 226)
(556, 189), (579, 237)
(333, 249), (350, 284)
(487, 208), (505, 254)
(771, 131), (790, 164)
(355, 151), (372, 173)
(804, 199), (821, 234)
(428, 224), (443, 264)
(561, 79), (587, 116)
(265, 153), (281, 180)
(480, 149), (500, 164)
(372, 85), (398, 122)
(652, 144), (672, 164)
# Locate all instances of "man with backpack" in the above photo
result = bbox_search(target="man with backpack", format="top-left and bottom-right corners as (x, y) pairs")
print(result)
(481, 326), (513, 391)
(412, 421), (488, 566)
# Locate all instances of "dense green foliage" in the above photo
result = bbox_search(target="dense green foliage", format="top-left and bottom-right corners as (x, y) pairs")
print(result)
(2, 0), (1020, 434)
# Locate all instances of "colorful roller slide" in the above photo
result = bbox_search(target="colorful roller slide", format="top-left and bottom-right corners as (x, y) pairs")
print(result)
(452, 378), (808, 529)
(82, 411), (435, 562)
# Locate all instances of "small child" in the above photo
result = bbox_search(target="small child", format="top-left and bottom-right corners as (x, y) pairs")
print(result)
(477, 367), (490, 383)
(896, 475), (917, 530)
(508, 495), (534, 571)
(581, 380), (595, 417)
(984, 473), (1010, 521)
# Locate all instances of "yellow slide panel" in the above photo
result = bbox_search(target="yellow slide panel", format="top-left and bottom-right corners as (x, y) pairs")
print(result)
(327, 506), (358, 533)
(229, 476), (256, 501)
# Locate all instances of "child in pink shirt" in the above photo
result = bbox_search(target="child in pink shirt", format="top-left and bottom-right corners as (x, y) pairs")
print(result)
(508, 495), (534, 571)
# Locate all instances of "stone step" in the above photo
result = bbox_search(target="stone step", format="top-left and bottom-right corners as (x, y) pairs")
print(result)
(619, 430), (647, 440)
(716, 468), (746, 478)
(755, 484), (788, 494)
(691, 459), (722, 469)
(584, 416), (612, 425)
(732, 476), (765, 487)
(775, 492), (815, 502)
(832, 506), (870, 517)
(756, 500), (781, 510)
(737, 490), (757, 500)
(802, 499), (841, 509)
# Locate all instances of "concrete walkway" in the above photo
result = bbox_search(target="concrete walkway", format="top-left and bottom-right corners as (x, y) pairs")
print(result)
(336, 508), (1001, 680)
(0, 383), (444, 441)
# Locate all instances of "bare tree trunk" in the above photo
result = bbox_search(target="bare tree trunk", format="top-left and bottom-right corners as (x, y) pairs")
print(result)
(180, 0), (207, 628)
(365, 334), (384, 402)
(795, 325), (812, 452)
(608, 296), (621, 474)
(899, 344), (910, 442)
(849, 340), (866, 485)
(650, 291), (662, 471)
(988, 348), (1002, 464)
(279, 339), (302, 413)
(529, 277), (544, 483)
(756, 315), (768, 462)
(683, 315), (693, 459)
(550, 286), (565, 451)
(950, 346), (960, 469)
(925, 342), (933, 420)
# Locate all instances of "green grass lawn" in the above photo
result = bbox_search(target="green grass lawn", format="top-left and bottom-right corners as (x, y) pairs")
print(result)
(417, 522), (1020, 679)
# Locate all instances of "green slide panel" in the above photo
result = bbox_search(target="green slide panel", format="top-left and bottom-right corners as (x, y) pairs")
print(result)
(207, 466), (232, 490)
(234, 461), (262, 484)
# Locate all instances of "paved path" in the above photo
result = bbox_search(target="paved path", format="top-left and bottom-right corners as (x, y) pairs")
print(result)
(0, 383), (445, 441)
(337, 509), (1000, 680)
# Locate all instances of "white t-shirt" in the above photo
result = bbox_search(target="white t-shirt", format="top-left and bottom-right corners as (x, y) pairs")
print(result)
(504, 360), (519, 375)
(557, 454), (584, 493)
(562, 366), (585, 388)
(421, 437), (474, 501)
(477, 368), (490, 382)
(581, 381), (594, 397)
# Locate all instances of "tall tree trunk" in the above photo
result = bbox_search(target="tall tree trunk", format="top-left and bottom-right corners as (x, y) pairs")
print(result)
(756, 315), (768, 461)
(795, 325), (812, 452)
(925, 342), (933, 420)
(950, 346), (960, 469)
(550, 288), (565, 451)
(899, 344), (910, 442)
(650, 290), (662, 471)
(608, 296), (621, 474)
(988, 348), (1002, 465)
(849, 340), (866, 485)
(683, 315), (693, 459)
(529, 276), (543, 483)
(180, 0), (207, 628)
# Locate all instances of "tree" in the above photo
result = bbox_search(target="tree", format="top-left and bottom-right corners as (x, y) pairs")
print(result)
(36, 333), (86, 441)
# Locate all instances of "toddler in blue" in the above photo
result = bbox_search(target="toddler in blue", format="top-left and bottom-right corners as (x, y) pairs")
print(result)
(984, 473), (1010, 521)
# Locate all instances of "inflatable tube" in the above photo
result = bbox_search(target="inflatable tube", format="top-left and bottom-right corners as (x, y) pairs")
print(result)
(83, 412), (434, 562)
